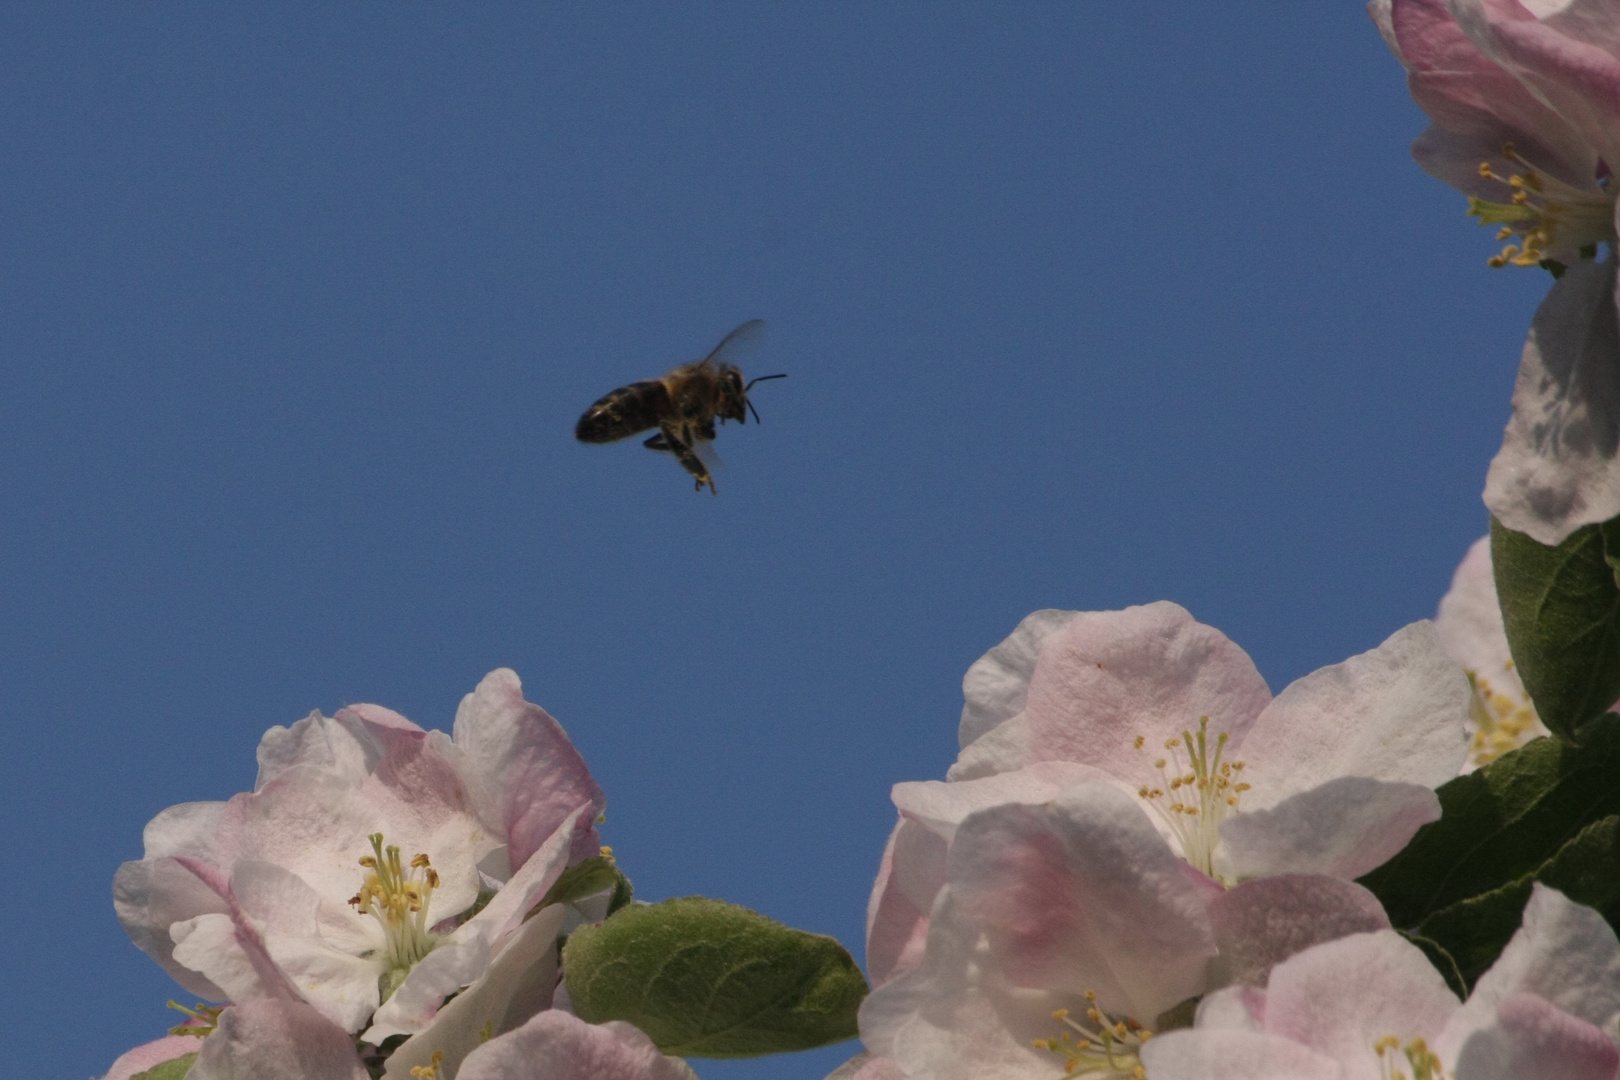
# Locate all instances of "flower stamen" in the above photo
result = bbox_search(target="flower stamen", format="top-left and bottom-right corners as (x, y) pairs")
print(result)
(1375, 1034), (1450, 1080)
(1469, 142), (1614, 269)
(349, 833), (442, 1000)
(1134, 716), (1246, 878)
(1032, 990), (1151, 1079)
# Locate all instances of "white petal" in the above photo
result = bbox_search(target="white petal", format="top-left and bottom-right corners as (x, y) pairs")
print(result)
(1139, 1029), (1342, 1080)
(380, 904), (567, 1078)
(455, 1012), (698, 1080)
(1239, 621), (1470, 804)
(187, 1000), (369, 1080)
(1209, 875), (1392, 988)
(1484, 256), (1620, 545)
(170, 912), (304, 1007)
(892, 761), (1111, 841)
(141, 801), (226, 861)
(1218, 778), (1440, 880)
(958, 609), (1077, 750)
(114, 856), (232, 1001)
(254, 710), (382, 790)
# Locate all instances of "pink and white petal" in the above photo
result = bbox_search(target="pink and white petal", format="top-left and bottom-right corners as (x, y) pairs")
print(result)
(381, 904), (567, 1079)
(1484, 256), (1620, 545)
(1394, 0), (1599, 191)
(254, 710), (389, 790)
(947, 714), (1037, 781)
(1464, 883), (1620, 1035)
(1436, 537), (1532, 704)
(1194, 985), (1269, 1031)
(1451, 992), (1619, 1080)
(229, 858), (383, 1031)
(114, 857), (233, 1000)
(452, 668), (607, 866)
(949, 784), (1217, 1020)
(1210, 875), (1392, 988)
(1240, 622), (1470, 801)
(892, 761), (1112, 841)
(140, 801), (227, 862)
(825, 1051), (909, 1080)
(187, 1000), (369, 1080)
(1017, 603), (1273, 784)
(170, 912), (305, 1010)
(866, 819), (943, 987)
(366, 806), (583, 1041)
(1261, 931), (1459, 1067)
(455, 1012), (698, 1080)
(102, 1035), (202, 1080)
(1140, 1029), (1342, 1080)
(1218, 778), (1441, 881)
(958, 609), (1077, 750)
(1453, 0), (1620, 168)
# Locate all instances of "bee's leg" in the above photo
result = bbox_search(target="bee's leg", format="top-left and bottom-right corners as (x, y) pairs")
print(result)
(697, 419), (718, 441)
(658, 424), (716, 494)
(643, 433), (673, 453)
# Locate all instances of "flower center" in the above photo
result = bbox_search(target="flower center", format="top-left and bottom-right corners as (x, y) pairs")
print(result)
(1031, 991), (1150, 1080)
(1464, 662), (1542, 768)
(1133, 716), (1248, 880)
(1469, 142), (1615, 269)
(166, 1000), (224, 1038)
(348, 833), (442, 1000)
(1375, 1035), (1449, 1080)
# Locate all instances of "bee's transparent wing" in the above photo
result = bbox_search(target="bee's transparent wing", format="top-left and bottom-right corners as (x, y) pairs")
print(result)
(702, 319), (766, 368)
(694, 436), (725, 475)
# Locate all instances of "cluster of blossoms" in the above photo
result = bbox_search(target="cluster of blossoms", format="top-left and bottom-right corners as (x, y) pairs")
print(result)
(104, 669), (695, 1080)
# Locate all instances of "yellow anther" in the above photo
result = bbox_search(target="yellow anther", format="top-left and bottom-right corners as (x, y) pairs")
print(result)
(1133, 735), (1145, 749)
(410, 1050), (446, 1079)
(411, 853), (432, 868)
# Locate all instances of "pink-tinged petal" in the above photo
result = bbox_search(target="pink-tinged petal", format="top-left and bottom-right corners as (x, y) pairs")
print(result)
(187, 1000), (369, 1080)
(892, 761), (1112, 840)
(1194, 985), (1269, 1030)
(1371, 0), (1405, 61)
(1210, 875), (1392, 988)
(1394, 0), (1599, 192)
(381, 904), (567, 1080)
(456, 1012), (697, 1080)
(102, 1035), (202, 1080)
(1452, 992), (1619, 1080)
(114, 856), (233, 1000)
(366, 805), (584, 1042)
(1466, 883), (1620, 1034)
(1219, 778), (1441, 880)
(230, 859), (383, 1032)
(1262, 931), (1459, 1066)
(958, 609), (1076, 750)
(1139, 1029), (1342, 1080)
(865, 819), (941, 988)
(1484, 256), (1620, 544)
(949, 784), (1217, 1020)
(452, 668), (606, 866)
(1010, 602), (1273, 783)
(254, 710), (389, 790)
(1453, 0), (1620, 168)
(170, 912), (305, 1010)
(140, 801), (226, 861)
(1240, 621), (1470, 801)
(825, 1051), (909, 1080)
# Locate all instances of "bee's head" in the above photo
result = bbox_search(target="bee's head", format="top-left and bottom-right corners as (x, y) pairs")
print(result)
(717, 367), (749, 424)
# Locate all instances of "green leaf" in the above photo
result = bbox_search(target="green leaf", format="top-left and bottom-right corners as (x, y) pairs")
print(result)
(1360, 717), (1620, 985)
(534, 856), (633, 915)
(132, 1053), (198, 1080)
(1491, 516), (1620, 741)
(562, 897), (868, 1058)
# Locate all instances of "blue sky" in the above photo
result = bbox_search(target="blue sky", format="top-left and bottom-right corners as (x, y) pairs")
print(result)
(0, 5), (1552, 1078)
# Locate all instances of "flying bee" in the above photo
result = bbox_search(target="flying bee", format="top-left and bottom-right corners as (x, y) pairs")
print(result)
(574, 319), (786, 494)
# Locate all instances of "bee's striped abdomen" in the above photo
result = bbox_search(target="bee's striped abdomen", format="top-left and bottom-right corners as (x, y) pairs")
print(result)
(575, 380), (671, 443)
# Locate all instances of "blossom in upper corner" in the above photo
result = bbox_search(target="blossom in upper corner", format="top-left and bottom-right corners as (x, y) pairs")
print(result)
(1435, 535), (1549, 766)
(1141, 883), (1620, 1080)
(1370, 0), (1620, 544)
(112, 668), (606, 1047)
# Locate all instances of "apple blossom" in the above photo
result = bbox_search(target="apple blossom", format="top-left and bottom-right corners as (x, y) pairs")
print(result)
(845, 603), (1463, 1080)
(1435, 536), (1550, 766)
(1371, 0), (1620, 544)
(868, 602), (1468, 979)
(112, 668), (605, 1045)
(1140, 883), (1620, 1080)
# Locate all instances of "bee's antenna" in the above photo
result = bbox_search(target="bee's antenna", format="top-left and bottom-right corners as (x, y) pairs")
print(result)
(743, 373), (786, 424)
